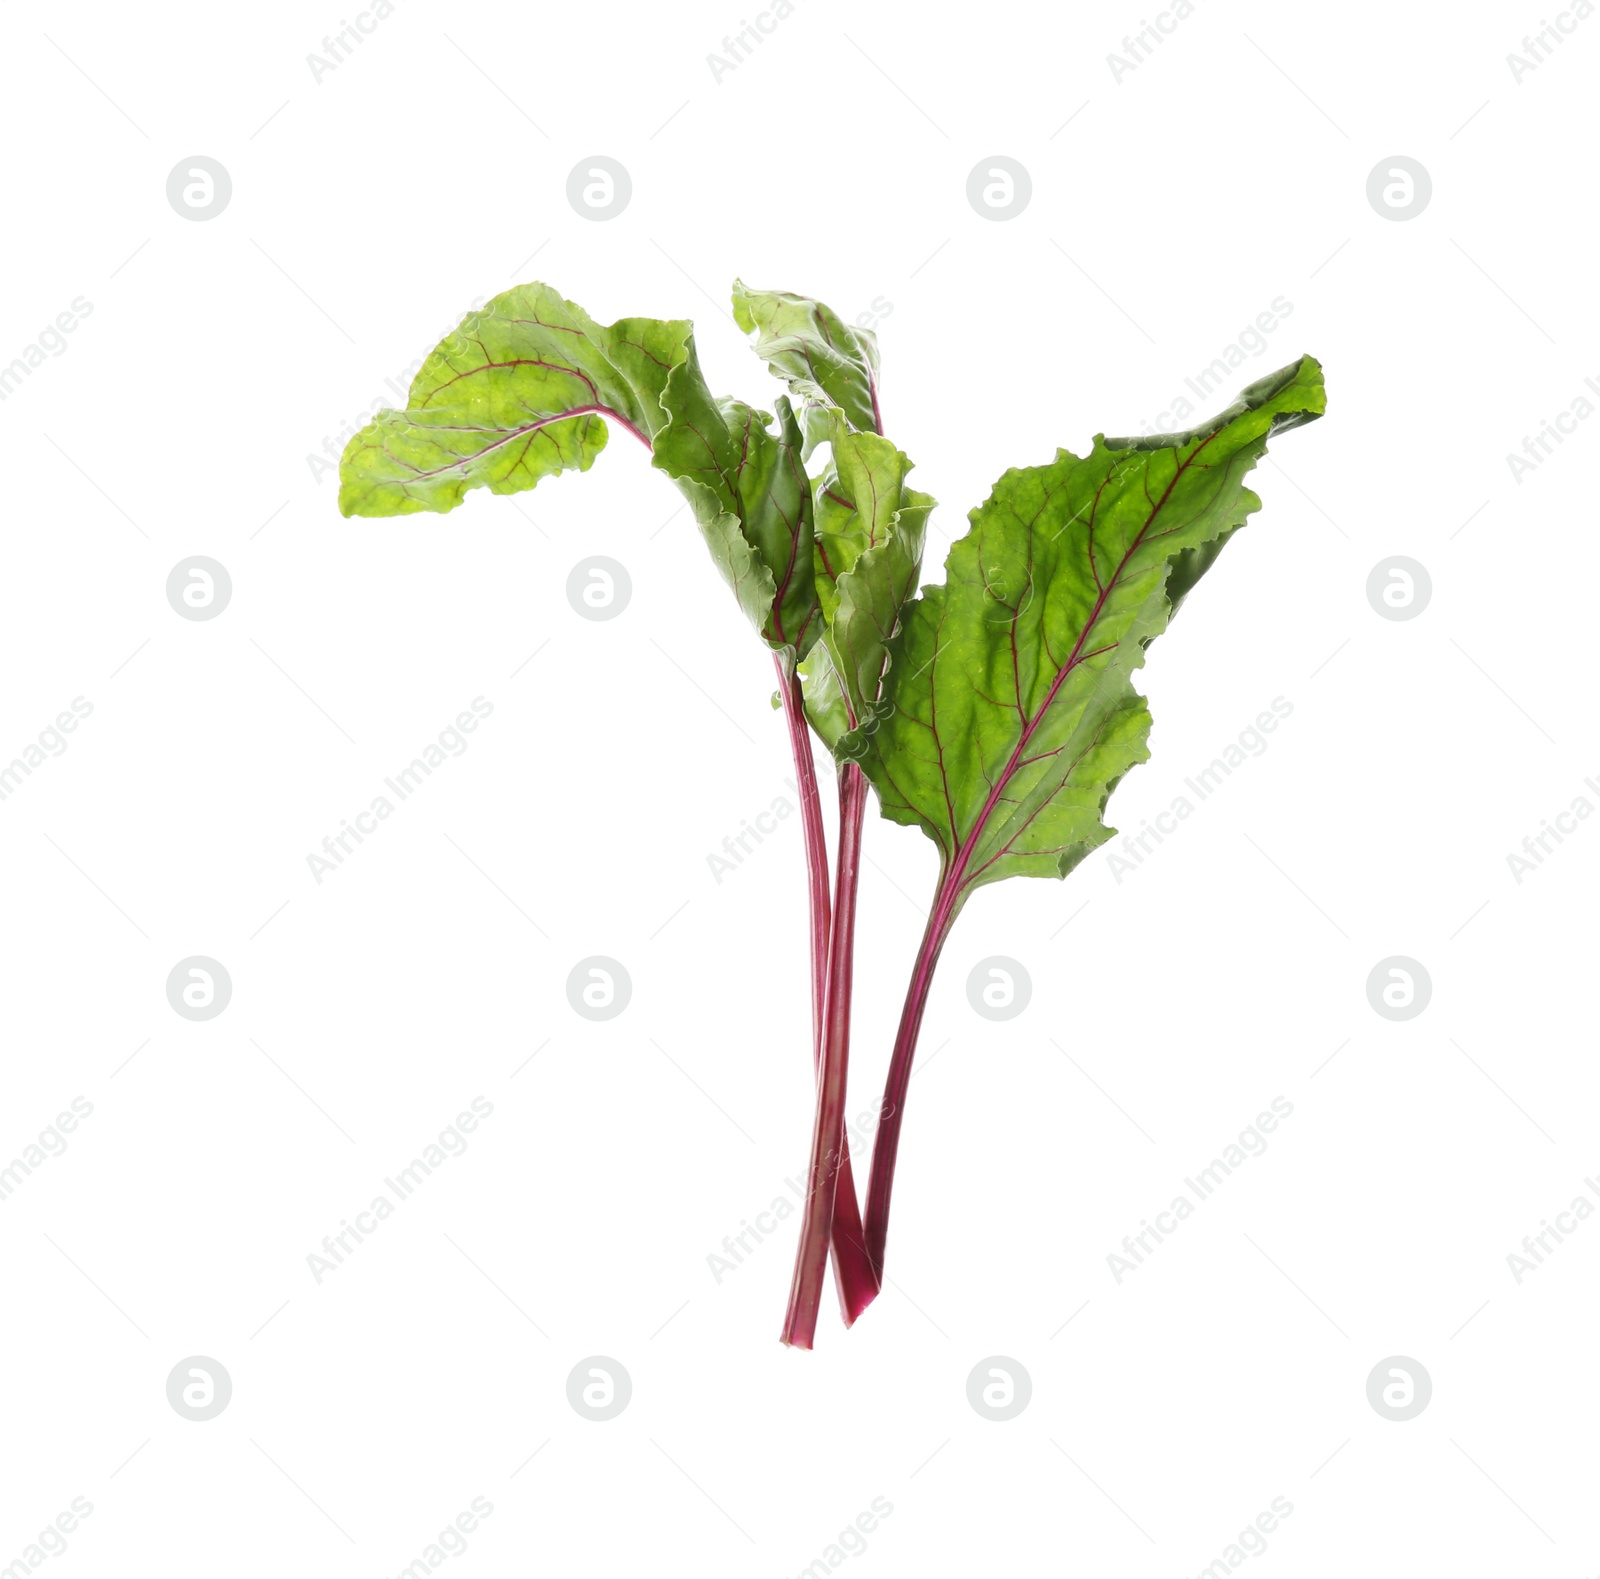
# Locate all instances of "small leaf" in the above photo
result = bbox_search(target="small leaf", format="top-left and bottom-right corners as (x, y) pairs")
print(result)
(801, 415), (933, 754)
(856, 355), (1326, 900)
(652, 347), (819, 659)
(732, 281), (881, 454)
(339, 282), (689, 518)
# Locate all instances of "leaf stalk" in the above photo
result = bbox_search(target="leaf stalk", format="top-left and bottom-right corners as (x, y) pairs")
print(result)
(774, 663), (877, 1338)
(781, 760), (871, 1346)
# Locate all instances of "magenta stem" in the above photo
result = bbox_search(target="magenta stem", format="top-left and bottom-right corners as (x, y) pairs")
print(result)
(861, 870), (964, 1281)
(781, 761), (870, 1347)
(774, 655), (832, 1064)
(773, 661), (878, 1336)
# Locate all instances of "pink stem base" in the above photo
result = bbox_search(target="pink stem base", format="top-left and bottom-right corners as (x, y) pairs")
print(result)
(862, 874), (963, 1282)
(781, 762), (870, 1348)
(774, 660), (877, 1339)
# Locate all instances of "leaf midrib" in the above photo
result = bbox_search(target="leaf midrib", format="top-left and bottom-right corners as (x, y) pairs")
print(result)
(374, 403), (648, 485)
(937, 428), (1222, 899)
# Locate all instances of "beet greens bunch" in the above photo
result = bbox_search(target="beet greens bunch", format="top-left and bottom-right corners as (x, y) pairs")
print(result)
(338, 278), (1326, 1348)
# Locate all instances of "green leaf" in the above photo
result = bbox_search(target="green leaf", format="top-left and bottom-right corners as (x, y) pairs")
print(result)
(853, 355), (1326, 899)
(338, 282), (690, 518)
(801, 414), (933, 753)
(339, 278), (821, 662)
(651, 349), (820, 659)
(732, 281), (881, 454)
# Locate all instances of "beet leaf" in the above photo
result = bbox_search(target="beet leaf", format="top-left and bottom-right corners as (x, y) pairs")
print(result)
(731, 292), (932, 1346)
(335, 277), (1328, 1348)
(337, 280), (881, 1319)
(853, 356), (1327, 1279)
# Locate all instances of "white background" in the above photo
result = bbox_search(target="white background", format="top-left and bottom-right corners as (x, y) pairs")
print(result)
(2, 0), (1597, 1574)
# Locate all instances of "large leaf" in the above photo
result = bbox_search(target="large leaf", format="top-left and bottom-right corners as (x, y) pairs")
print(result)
(339, 282), (689, 518)
(732, 281), (881, 455)
(852, 355), (1326, 900)
(801, 414), (933, 752)
(340, 279), (821, 660)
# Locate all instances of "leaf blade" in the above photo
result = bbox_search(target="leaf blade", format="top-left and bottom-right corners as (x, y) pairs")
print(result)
(801, 419), (933, 754)
(338, 282), (689, 518)
(858, 355), (1327, 895)
(732, 280), (881, 453)
(651, 346), (820, 659)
